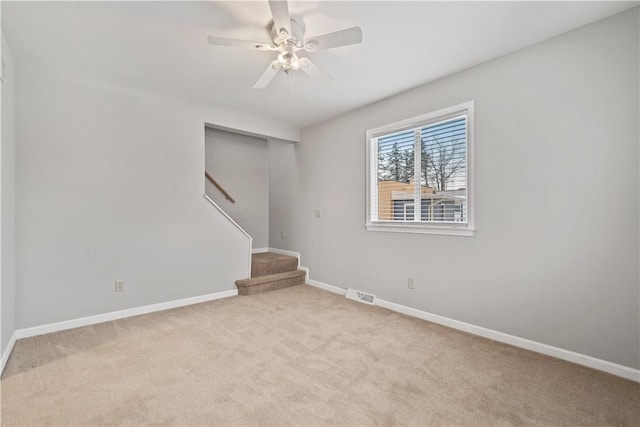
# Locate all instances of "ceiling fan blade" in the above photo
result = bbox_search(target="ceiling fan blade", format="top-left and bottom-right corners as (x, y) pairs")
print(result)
(269, 0), (292, 40)
(300, 58), (331, 81)
(304, 27), (363, 51)
(207, 36), (273, 51)
(253, 60), (281, 89)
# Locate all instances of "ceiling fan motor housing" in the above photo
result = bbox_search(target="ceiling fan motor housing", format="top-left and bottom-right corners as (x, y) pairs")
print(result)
(270, 14), (306, 47)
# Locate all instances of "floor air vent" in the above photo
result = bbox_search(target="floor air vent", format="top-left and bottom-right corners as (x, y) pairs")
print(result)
(345, 288), (376, 305)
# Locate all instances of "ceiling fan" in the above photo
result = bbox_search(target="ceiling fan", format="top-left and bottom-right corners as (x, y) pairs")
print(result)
(207, 0), (363, 89)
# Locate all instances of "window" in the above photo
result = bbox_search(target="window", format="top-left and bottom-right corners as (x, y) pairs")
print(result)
(366, 101), (474, 236)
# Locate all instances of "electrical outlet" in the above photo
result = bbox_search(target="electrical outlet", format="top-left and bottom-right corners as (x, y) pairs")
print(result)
(115, 280), (125, 292)
(281, 230), (286, 239)
(315, 209), (321, 218)
(408, 278), (415, 290)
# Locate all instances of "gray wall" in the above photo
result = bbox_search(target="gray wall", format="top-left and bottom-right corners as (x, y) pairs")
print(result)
(269, 138), (298, 246)
(1, 29), (16, 356)
(269, 9), (640, 369)
(205, 128), (269, 249)
(14, 62), (260, 329)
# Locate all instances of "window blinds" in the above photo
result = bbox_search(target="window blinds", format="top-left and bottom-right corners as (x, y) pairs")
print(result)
(371, 115), (467, 224)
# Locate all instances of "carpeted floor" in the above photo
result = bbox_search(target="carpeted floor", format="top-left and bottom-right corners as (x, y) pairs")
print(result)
(1, 285), (638, 426)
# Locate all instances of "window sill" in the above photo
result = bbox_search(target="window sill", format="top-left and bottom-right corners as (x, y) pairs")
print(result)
(365, 223), (475, 237)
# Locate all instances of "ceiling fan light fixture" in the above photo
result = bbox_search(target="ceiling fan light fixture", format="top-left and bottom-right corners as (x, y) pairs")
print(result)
(277, 50), (301, 72)
(277, 51), (289, 64)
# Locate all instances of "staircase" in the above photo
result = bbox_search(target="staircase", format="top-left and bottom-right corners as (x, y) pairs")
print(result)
(235, 252), (306, 295)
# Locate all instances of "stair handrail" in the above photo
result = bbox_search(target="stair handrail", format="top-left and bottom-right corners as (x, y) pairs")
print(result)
(205, 171), (235, 203)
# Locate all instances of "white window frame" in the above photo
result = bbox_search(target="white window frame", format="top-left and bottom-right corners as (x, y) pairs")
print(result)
(365, 101), (475, 237)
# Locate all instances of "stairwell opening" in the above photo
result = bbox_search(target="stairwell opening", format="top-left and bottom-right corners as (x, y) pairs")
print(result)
(204, 126), (269, 250)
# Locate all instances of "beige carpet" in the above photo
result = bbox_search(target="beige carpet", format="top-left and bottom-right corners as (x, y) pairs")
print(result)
(1, 285), (638, 426)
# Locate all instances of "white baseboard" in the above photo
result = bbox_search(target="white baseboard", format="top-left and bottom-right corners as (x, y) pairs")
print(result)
(375, 298), (639, 382)
(1, 331), (17, 375)
(298, 266), (310, 281)
(307, 279), (347, 296)
(267, 247), (300, 258)
(285, 247), (639, 382)
(13, 289), (238, 341)
(5, 254), (638, 382)
(251, 247), (269, 254)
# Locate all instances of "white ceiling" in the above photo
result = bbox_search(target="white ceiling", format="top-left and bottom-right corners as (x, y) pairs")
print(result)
(2, 1), (637, 129)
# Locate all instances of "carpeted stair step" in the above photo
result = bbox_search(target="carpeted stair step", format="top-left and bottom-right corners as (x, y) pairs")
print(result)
(251, 252), (298, 277)
(235, 269), (306, 296)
